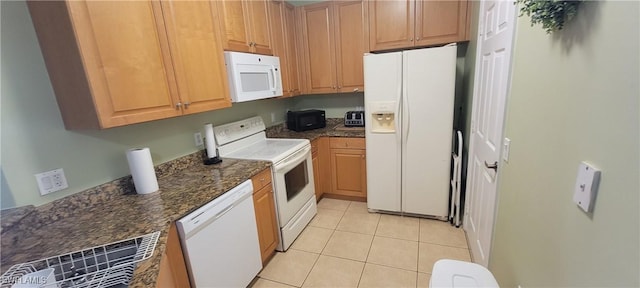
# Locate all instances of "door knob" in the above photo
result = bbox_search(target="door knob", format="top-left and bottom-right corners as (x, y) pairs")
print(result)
(484, 161), (498, 171)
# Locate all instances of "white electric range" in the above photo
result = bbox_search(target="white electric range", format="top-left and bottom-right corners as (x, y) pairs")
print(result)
(214, 116), (317, 251)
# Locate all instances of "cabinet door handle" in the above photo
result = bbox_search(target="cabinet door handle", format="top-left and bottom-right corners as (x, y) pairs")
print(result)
(416, 38), (420, 41)
(353, 88), (359, 92)
(183, 102), (191, 108)
(175, 102), (182, 109)
(338, 86), (342, 89)
(409, 38), (413, 42)
(332, 86), (336, 89)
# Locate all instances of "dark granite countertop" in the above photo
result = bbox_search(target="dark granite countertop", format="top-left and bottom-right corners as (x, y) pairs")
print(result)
(266, 118), (365, 140)
(0, 152), (271, 287)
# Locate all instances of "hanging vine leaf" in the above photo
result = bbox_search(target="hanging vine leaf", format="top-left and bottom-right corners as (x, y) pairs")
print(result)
(517, 0), (582, 33)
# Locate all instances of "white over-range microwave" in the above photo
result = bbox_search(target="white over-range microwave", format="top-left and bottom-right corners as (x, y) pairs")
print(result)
(224, 51), (283, 103)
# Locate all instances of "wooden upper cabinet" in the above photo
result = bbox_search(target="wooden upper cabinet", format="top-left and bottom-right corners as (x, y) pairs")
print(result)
(284, 3), (301, 95)
(215, 0), (273, 55)
(300, 2), (336, 94)
(161, 1), (231, 114)
(27, 0), (230, 129)
(268, 0), (300, 97)
(215, 1), (251, 53)
(333, 1), (368, 93)
(369, 0), (470, 51)
(28, 1), (180, 129)
(415, 0), (469, 47)
(300, 1), (367, 94)
(246, 0), (273, 55)
(368, 0), (415, 52)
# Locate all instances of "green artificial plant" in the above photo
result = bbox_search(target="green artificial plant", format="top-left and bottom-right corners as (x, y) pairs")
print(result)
(517, 0), (583, 33)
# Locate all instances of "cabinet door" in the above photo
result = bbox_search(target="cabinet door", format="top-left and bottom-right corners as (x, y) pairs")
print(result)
(156, 224), (190, 288)
(253, 184), (279, 264)
(333, 1), (368, 93)
(415, 0), (469, 46)
(368, 0), (415, 51)
(330, 148), (367, 198)
(246, 0), (273, 55)
(284, 3), (301, 95)
(312, 151), (322, 201)
(215, 0), (251, 53)
(161, 1), (231, 114)
(311, 139), (323, 201)
(301, 2), (337, 94)
(64, 1), (182, 128)
(268, 0), (290, 96)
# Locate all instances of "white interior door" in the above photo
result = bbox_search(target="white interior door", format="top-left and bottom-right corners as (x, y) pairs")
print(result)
(464, 0), (517, 267)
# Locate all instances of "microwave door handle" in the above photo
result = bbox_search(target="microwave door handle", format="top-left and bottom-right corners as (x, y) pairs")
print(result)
(270, 65), (277, 92)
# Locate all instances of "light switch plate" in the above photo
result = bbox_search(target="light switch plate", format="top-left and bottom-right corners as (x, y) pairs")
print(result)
(573, 162), (601, 213)
(502, 138), (511, 162)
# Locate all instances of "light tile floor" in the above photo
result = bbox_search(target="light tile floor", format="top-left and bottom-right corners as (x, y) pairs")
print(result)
(254, 198), (471, 288)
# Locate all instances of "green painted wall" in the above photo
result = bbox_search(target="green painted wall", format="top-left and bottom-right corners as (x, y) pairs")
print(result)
(289, 93), (364, 118)
(286, 0), (324, 7)
(0, 1), (291, 208)
(489, 1), (639, 286)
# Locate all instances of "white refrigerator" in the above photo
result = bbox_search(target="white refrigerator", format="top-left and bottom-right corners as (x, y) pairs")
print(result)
(364, 45), (456, 218)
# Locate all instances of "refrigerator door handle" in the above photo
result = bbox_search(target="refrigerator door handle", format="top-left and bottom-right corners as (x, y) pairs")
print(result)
(402, 57), (410, 145)
(395, 60), (402, 134)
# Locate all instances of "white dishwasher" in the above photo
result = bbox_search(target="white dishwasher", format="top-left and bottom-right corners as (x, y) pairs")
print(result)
(176, 180), (262, 287)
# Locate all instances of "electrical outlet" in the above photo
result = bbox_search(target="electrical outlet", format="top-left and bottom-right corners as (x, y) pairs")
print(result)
(35, 168), (68, 196)
(194, 132), (203, 146)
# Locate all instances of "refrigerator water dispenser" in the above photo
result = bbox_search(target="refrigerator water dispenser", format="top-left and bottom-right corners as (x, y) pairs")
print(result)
(369, 101), (396, 133)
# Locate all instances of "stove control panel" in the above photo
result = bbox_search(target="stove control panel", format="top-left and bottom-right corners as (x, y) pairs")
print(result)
(214, 116), (265, 145)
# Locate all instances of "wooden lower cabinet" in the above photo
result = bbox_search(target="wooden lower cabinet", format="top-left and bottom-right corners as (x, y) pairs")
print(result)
(157, 223), (191, 288)
(311, 139), (323, 201)
(252, 168), (279, 264)
(328, 138), (367, 199)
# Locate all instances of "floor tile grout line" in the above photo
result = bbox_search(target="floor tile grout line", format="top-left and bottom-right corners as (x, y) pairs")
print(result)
(299, 250), (322, 288)
(363, 207), (381, 264)
(256, 276), (299, 288)
(416, 218), (421, 286)
(418, 240), (470, 250)
(300, 199), (347, 287)
(364, 260), (419, 273)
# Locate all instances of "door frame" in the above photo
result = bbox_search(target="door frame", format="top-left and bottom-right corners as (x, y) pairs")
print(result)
(463, 0), (518, 267)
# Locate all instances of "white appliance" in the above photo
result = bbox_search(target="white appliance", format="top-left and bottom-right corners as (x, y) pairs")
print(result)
(224, 51), (283, 102)
(176, 180), (261, 288)
(364, 45), (457, 218)
(214, 116), (317, 251)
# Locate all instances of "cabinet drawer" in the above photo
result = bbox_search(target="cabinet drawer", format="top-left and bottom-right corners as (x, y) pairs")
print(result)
(252, 167), (272, 192)
(330, 137), (365, 149)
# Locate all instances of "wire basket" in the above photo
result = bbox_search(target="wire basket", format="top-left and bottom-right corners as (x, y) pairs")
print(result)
(1, 231), (160, 288)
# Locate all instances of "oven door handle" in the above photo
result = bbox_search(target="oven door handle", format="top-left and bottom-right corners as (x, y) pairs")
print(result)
(274, 146), (311, 173)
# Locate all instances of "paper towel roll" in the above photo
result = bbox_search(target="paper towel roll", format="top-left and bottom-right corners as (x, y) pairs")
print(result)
(204, 123), (216, 159)
(126, 148), (159, 194)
